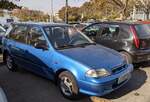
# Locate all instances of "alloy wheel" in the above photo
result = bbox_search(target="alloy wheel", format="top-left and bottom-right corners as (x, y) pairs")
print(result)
(6, 55), (13, 70)
(60, 76), (73, 96)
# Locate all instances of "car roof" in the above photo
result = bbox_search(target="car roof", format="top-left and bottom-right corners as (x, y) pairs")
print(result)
(89, 21), (142, 25)
(136, 21), (150, 24)
(12, 22), (70, 27)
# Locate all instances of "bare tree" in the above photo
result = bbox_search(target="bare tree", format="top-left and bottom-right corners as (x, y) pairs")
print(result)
(136, 0), (150, 20)
(108, 0), (129, 20)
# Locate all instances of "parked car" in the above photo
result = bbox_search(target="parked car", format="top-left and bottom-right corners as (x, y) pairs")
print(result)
(2, 22), (133, 99)
(137, 21), (150, 24)
(0, 87), (8, 102)
(82, 21), (150, 64)
(74, 24), (87, 31)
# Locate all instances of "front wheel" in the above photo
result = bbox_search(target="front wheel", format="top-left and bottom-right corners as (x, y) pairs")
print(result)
(58, 71), (79, 100)
(5, 54), (17, 71)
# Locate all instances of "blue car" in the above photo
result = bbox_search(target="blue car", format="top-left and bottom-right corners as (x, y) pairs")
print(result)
(2, 22), (133, 99)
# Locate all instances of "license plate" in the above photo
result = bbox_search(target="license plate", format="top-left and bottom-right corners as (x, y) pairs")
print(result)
(118, 74), (129, 84)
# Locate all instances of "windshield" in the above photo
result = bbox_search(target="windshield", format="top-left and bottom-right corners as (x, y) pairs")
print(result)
(44, 26), (94, 49)
(135, 24), (150, 38)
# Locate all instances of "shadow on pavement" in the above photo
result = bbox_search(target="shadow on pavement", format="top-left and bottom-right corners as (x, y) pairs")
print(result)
(0, 62), (5, 66)
(103, 68), (147, 99)
(0, 66), (91, 102)
(137, 61), (150, 68)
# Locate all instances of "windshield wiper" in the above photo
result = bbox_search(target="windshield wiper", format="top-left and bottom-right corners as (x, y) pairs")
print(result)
(57, 43), (96, 50)
(57, 44), (76, 49)
(77, 42), (96, 47)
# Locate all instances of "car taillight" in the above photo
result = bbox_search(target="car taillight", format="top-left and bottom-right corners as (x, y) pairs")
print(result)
(130, 26), (140, 48)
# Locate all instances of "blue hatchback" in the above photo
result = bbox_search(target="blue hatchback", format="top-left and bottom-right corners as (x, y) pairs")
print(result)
(2, 23), (133, 99)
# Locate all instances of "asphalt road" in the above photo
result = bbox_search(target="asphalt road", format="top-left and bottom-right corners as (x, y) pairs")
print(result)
(0, 58), (150, 102)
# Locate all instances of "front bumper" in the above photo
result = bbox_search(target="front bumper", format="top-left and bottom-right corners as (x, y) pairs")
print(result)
(132, 53), (150, 63)
(130, 49), (150, 63)
(78, 64), (133, 96)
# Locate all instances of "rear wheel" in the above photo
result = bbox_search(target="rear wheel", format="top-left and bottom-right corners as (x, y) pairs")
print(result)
(5, 54), (17, 71)
(58, 71), (79, 100)
(120, 51), (132, 64)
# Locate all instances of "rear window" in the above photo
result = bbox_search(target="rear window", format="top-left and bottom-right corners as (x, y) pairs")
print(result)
(135, 24), (150, 38)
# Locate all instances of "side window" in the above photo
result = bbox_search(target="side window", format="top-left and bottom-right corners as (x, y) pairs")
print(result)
(100, 25), (119, 40)
(119, 25), (130, 39)
(85, 24), (102, 35)
(84, 24), (102, 40)
(9, 25), (28, 43)
(28, 26), (48, 49)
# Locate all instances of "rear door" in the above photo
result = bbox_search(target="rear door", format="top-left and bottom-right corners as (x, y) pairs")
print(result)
(96, 24), (120, 50)
(7, 24), (29, 67)
(117, 24), (132, 50)
(24, 26), (52, 77)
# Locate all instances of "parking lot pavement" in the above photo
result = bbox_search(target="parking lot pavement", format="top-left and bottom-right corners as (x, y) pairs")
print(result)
(0, 60), (150, 102)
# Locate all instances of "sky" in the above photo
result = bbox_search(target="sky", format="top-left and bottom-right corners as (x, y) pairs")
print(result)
(12, 0), (89, 14)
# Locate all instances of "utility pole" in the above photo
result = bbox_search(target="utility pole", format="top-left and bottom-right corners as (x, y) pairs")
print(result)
(132, 6), (136, 20)
(50, 0), (54, 22)
(65, 0), (68, 24)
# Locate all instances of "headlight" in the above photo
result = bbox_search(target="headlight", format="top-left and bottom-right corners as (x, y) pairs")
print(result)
(86, 68), (111, 78)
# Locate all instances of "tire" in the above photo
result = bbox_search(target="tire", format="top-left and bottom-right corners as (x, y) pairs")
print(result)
(58, 71), (79, 100)
(5, 54), (17, 71)
(120, 51), (132, 64)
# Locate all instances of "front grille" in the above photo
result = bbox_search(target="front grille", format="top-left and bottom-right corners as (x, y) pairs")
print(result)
(112, 64), (126, 74)
(112, 79), (127, 89)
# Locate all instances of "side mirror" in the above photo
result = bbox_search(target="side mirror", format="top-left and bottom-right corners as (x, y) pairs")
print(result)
(34, 41), (48, 50)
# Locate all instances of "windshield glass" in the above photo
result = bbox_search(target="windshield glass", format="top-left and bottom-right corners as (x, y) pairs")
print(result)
(44, 26), (94, 49)
(135, 24), (150, 38)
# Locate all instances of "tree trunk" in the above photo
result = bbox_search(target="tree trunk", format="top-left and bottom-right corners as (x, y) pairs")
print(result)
(145, 11), (149, 20)
(119, 9), (126, 20)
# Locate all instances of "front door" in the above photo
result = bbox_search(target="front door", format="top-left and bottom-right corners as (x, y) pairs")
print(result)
(24, 26), (54, 78)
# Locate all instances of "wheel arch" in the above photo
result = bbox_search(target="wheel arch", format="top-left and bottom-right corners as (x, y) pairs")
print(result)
(55, 68), (78, 84)
(3, 50), (9, 63)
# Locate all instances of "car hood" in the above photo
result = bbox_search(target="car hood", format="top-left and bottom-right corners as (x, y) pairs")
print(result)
(58, 45), (124, 70)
